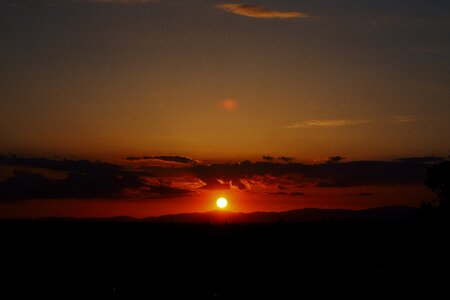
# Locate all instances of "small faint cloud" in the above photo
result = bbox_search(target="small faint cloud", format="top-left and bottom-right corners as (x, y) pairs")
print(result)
(348, 192), (373, 197)
(326, 156), (345, 164)
(408, 47), (446, 54)
(286, 119), (370, 129)
(392, 115), (422, 123)
(262, 156), (274, 161)
(144, 184), (193, 197)
(216, 3), (307, 19)
(395, 156), (444, 164)
(269, 191), (289, 196)
(290, 192), (305, 196)
(269, 191), (305, 196)
(278, 156), (294, 163)
(220, 98), (238, 110)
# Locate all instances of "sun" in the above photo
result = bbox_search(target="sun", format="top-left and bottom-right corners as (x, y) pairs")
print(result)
(216, 197), (228, 209)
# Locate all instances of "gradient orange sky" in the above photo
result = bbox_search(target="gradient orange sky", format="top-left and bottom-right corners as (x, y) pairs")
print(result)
(1, 0), (449, 160)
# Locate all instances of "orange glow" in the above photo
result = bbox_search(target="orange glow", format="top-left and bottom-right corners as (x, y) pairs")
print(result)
(220, 99), (237, 110)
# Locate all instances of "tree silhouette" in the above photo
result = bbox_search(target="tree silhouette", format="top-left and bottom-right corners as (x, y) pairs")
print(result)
(425, 160), (450, 216)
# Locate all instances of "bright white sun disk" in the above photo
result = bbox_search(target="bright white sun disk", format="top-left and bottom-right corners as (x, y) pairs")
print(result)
(216, 197), (228, 209)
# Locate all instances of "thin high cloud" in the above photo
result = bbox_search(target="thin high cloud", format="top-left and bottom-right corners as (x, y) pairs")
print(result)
(392, 115), (423, 123)
(216, 3), (307, 19)
(85, 0), (159, 3)
(286, 119), (370, 129)
(287, 115), (430, 128)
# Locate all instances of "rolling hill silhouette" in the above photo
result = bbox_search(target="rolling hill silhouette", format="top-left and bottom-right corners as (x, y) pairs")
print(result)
(143, 206), (417, 223)
(2, 205), (447, 298)
(35, 206), (417, 223)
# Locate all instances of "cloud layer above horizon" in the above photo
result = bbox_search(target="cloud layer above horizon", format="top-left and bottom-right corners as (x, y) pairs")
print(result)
(0, 154), (443, 201)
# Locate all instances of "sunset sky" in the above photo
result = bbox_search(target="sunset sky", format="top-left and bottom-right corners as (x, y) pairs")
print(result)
(0, 0), (449, 217)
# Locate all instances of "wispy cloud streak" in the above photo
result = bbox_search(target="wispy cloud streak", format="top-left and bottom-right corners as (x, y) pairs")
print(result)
(86, 0), (159, 3)
(286, 119), (370, 129)
(217, 3), (306, 19)
(392, 115), (423, 123)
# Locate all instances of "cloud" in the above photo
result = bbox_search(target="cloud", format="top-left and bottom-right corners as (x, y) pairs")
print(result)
(0, 170), (65, 200)
(87, 0), (160, 3)
(287, 116), (431, 128)
(392, 115), (423, 123)
(262, 156), (274, 161)
(316, 180), (351, 188)
(220, 99), (237, 110)
(217, 3), (306, 19)
(231, 179), (247, 190)
(125, 155), (198, 164)
(351, 193), (373, 197)
(394, 156), (444, 164)
(132, 155), (439, 190)
(269, 191), (288, 196)
(144, 185), (193, 197)
(286, 119), (370, 128)
(0, 155), (188, 200)
(1, 154), (439, 200)
(290, 192), (305, 196)
(326, 156), (345, 164)
(0, 168), (144, 200)
(278, 156), (294, 163)
(199, 178), (231, 190)
(269, 191), (305, 196)
(0, 154), (124, 173)
(183, 157), (433, 189)
(408, 47), (447, 54)
(308, 160), (429, 188)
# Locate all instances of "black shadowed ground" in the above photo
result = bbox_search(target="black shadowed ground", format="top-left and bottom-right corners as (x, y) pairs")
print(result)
(0, 208), (448, 298)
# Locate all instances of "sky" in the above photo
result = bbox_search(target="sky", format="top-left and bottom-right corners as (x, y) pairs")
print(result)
(0, 0), (449, 217)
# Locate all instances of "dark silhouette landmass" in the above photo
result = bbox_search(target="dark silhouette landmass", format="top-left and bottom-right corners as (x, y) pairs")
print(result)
(23, 206), (418, 224)
(0, 158), (448, 297)
(1, 205), (448, 298)
(144, 206), (418, 223)
(425, 160), (450, 211)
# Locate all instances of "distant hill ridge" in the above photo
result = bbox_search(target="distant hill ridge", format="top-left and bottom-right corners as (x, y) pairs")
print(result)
(144, 206), (417, 223)
(30, 206), (418, 223)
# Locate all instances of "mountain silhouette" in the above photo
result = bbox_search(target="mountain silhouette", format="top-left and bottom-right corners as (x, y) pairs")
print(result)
(2, 205), (447, 298)
(142, 206), (417, 223)
(29, 206), (417, 223)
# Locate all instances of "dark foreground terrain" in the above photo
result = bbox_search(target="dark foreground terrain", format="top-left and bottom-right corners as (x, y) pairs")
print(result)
(0, 213), (448, 298)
